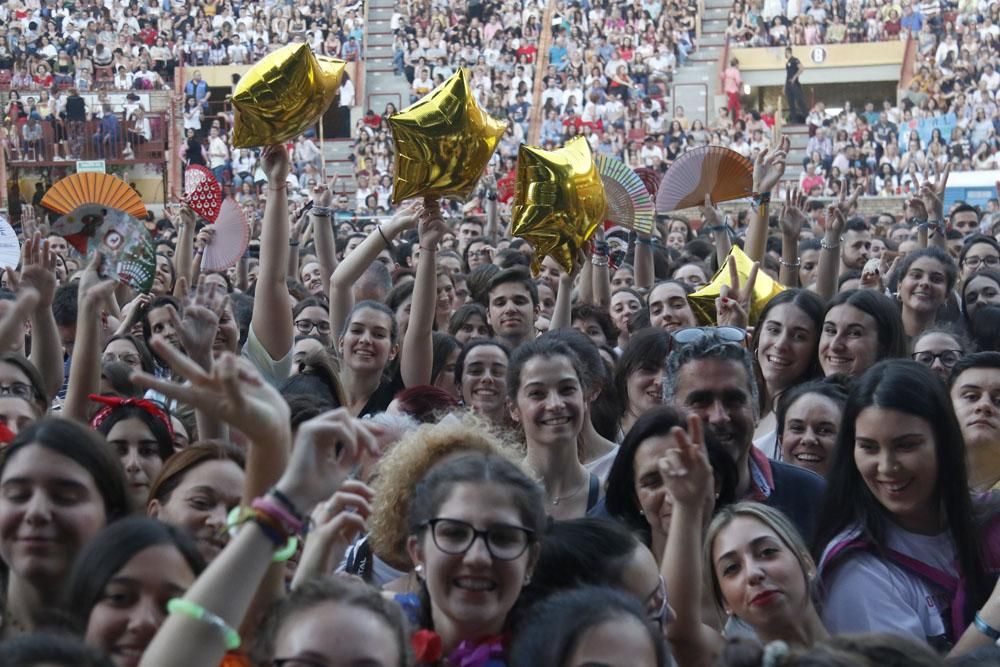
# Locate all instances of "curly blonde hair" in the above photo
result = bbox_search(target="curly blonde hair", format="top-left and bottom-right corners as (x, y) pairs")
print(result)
(368, 412), (525, 570)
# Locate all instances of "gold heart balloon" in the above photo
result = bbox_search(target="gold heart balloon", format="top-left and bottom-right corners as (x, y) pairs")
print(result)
(231, 43), (345, 148)
(511, 136), (607, 274)
(688, 245), (785, 326)
(388, 68), (506, 204)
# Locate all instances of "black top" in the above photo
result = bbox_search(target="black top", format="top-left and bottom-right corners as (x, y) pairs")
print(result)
(785, 56), (802, 85)
(65, 95), (86, 122)
(359, 369), (405, 418)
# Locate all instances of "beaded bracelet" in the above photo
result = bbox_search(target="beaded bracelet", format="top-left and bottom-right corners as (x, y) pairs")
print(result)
(311, 206), (333, 217)
(592, 256), (609, 268)
(820, 238), (840, 251)
(778, 257), (801, 268)
(167, 599), (241, 650)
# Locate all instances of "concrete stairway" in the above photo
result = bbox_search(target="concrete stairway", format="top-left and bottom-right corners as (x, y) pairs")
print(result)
(322, 0), (411, 202)
(670, 0), (730, 125)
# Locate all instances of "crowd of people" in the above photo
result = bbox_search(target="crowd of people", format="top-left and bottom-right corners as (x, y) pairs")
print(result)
(0, 127), (996, 667)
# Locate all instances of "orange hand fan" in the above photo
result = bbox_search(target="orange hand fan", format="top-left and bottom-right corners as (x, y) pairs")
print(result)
(655, 146), (753, 214)
(41, 173), (148, 220)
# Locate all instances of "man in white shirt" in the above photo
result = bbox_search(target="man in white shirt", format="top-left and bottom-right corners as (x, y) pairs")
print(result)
(411, 67), (433, 102)
(207, 126), (230, 183)
(640, 137), (664, 166)
(228, 34), (248, 64)
(981, 63), (1000, 92)
(561, 75), (584, 111)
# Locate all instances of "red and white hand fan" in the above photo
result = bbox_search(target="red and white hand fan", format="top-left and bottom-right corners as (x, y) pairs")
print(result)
(655, 146), (753, 213)
(201, 199), (249, 272)
(184, 165), (223, 222)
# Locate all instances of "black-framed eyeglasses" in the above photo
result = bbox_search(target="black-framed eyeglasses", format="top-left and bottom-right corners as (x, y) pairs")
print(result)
(294, 319), (331, 335)
(423, 518), (534, 561)
(963, 255), (1000, 268)
(0, 382), (35, 400)
(669, 326), (747, 353)
(912, 349), (962, 367)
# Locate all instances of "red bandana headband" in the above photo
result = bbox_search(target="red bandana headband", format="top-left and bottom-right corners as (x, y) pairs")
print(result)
(89, 394), (175, 438)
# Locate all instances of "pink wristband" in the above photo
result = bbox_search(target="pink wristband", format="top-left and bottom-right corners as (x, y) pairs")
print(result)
(252, 495), (304, 536)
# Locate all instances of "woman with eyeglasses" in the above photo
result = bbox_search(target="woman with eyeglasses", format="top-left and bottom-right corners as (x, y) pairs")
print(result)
(957, 235), (1000, 285)
(815, 361), (1000, 657)
(961, 268), (1000, 330)
(911, 326), (972, 381)
(403, 452), (546, 665)
(659, 413), (829, 666)
(0, 353), (50, 423)
(102, 335), (156, 375)
(291, 296), (331, 348)
(508, 338), (599, 520)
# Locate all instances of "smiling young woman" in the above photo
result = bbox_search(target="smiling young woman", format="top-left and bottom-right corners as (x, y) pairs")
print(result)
(895, 247), (958, 338)
(815, 360), (1000, 656)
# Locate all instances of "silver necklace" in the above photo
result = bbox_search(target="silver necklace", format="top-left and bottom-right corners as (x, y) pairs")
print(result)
(550, 478), (587, 505)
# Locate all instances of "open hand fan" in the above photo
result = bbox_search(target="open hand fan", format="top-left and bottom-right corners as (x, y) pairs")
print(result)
(52, 205), (155, 292)
(41, 173), (147, 219)
(496, 170), (517, 204)
(595, 155), (654, 234)
(655, 146), (753, 214)
(184, 165), (223, 222)
(201, 199), (249, 272)
(0, 215), (20, 269)
(633, 167), (661, 198)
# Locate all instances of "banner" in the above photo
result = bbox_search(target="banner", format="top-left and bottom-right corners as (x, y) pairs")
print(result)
(897, 112), (957, 148)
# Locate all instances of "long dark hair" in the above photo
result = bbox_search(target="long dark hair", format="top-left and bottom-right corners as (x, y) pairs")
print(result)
(605, 406), (738, 543)
(94, 404), (175, 463)
(62, 517), (204, 632)
(813, 360), (990, 623)
(823, 289), (907, 361)
(751, 288), (825, 388)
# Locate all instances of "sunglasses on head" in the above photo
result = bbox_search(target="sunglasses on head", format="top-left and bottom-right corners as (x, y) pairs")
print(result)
(669, 326), (748, 353)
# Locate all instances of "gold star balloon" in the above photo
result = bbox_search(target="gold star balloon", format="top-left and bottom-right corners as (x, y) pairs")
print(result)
(688, 246), (785, 326)
(231, 43), (345, 148)
(388, 68), (506, 204)
(511, 136), (607, 274)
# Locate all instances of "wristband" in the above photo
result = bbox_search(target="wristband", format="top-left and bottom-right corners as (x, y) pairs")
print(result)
(377, 225), (392, 249)
(591, 256), (609, 268)
(167, 599), (241, 650)
(636, 236), (656, 247)
(226, 505), (299, 561)
(486, 192), (497, 201)
(269, 487), (307, 523)
(975, 612), (1000, 640)
(820, 238), (840, 250)
(253, 495), (305, 536)
(778, 257), (801, 268)
(288, 240), (299, 247)
(311, 206), (333, 217)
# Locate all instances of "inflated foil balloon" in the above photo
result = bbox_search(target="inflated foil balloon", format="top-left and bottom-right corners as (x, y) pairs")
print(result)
(389, 68), (506, 204)
(688, 246), (785, 326)
(231, 43), (345, 148)
(511, 136), (606, 274)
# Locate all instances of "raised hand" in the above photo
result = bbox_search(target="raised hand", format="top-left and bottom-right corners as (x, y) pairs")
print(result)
(387, 199), (421, 236)
(700, 193), (726, 231)
(131, 341), (291, 446)
(920, 162), (950, 222)
(0, 288), (39, 353)
(7, 232), (56, 308)
(261, 144), (291, 185)
(275, 409), (383, 515)
(716, 254), (758, 329)
(779, 186), (808, 239)
(825, 204), (846, 241)
(659, 413), (713, 507)
(173, 276), (230, 367)
(417, 197), (449, 250)
(292, 480), (375, 588)
(835, 177), (864, 217)
(753, 136), (789, 193)
(860, 258), (883, 291)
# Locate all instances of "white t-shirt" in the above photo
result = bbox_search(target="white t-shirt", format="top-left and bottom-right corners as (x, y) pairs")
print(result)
(819, 523), (955, 646)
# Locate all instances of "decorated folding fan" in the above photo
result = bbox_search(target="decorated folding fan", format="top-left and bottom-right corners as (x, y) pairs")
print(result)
(40, 173), (147, 220)
(0, 215), (20, 270)
(655, 146), (753, 214)
(595, 155), (654, 234)
(201, 199), (249, 272)
(184, 165), (223, 222)
(52, 205), (156, 292)
(633, 167), (661, 198)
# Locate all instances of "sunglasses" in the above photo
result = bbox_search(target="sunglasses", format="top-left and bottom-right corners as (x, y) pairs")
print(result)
(669, 326), (747, 353)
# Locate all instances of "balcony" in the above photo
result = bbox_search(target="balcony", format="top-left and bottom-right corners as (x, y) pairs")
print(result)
(4, 114), (169, 168)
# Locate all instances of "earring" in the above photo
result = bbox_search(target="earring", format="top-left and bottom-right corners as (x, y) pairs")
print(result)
(638, 509), (645, 516)
(414, 564), (424, 579)
(524, 574), (532, 585)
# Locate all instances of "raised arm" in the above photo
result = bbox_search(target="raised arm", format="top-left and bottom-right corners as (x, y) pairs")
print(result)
(251, 144), (294, 363)
(744, 138), (789, 263)
(311, 184), (338, 296)
(634, 233), (655, 291)
(401, 199), (447, 387)
(661, 414), (725, 667)
(137, 409), (378, 667)
(329, 203), (417, 339)
(11, 234), (63, 399)
(778, 187), (808, 288)
(700, 195), (733, 270)
(63, 254), (117, 422)
(173, 206), (196, 289)
(816, 206), (845, 302)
